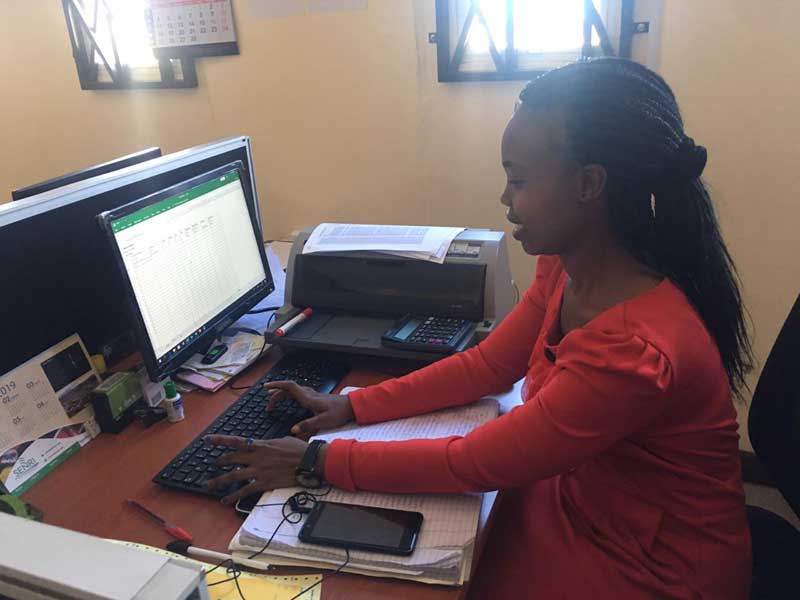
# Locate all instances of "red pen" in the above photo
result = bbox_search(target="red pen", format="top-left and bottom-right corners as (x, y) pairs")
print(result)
(126, 499), (193, 544)
(275, 308), (312, 337)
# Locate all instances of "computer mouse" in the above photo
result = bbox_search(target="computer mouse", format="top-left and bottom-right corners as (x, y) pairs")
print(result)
(201, 343), (228, 364)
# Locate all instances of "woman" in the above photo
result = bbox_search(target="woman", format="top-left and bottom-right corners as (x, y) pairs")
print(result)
(208, 58), (753, 599)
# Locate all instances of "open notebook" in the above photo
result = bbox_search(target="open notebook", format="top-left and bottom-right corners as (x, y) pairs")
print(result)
(229, 394), (500, 585)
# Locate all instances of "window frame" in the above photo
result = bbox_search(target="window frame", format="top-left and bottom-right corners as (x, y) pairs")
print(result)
(433, 0), (638, 83)
(63, 0), (199, 90)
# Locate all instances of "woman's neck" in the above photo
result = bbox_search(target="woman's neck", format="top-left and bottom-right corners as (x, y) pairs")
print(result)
(559, 231), (662, 306)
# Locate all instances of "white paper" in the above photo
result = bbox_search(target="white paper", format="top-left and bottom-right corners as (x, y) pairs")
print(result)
(231, 398), (498, 582)
(180, 331), (265, 378)
(302, 223), (465, 264)
(249, 0), (307, 19)
(238, 486), (479, 573)
(312, 397), (498, 443)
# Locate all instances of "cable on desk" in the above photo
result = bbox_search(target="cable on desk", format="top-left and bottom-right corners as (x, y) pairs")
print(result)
(223, 486), (348, 600)
(247, 306), (281, 314)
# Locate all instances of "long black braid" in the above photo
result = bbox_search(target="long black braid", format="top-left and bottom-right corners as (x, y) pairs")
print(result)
(518, 58), (753, 396)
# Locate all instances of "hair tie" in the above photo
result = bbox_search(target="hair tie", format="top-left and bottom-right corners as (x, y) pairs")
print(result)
(672, 136), (707, 182)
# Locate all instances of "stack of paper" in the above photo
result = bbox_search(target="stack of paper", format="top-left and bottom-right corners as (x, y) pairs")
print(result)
(229, 398), (499, 585)
(302, 223), (465, 264)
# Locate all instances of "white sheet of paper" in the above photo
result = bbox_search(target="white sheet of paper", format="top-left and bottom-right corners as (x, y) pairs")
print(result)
(311, 397), (498, 443)
(302, 223), (465, 264)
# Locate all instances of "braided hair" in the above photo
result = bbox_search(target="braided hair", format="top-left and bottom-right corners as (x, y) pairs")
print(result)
(518, 58), (753, 396)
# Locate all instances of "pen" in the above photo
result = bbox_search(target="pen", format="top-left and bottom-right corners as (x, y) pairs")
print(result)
(166, 540), (271, 571)
(274, 308), (313, 337)
(126, 499), (193, 544)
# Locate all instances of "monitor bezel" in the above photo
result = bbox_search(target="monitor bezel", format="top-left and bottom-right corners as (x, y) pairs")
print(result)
(11, 147), (162, 201)
(97, 161), (274, 381)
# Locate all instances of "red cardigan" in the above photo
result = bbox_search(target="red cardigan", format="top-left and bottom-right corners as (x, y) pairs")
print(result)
(325, 256), (751, 599)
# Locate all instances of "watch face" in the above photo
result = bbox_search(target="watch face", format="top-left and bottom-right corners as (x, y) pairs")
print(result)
(296, 470), (321, 488)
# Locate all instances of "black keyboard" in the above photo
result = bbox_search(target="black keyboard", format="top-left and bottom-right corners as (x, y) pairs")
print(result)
(153, 352), (349, 497)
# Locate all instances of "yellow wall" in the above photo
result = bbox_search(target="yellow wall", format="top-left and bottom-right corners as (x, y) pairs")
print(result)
(2, 1), (798, 448)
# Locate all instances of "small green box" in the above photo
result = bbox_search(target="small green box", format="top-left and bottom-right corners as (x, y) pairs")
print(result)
(91, 372), (142, 433)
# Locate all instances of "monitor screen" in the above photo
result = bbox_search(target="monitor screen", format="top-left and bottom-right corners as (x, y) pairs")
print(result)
(102, 164), (271, 379)
(0, 136), (260, 377)
(11, 147), (162, 201)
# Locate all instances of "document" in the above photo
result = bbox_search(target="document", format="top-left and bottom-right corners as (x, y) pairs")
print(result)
(231, 397), (500, 585)
(302, 223), (465, 264)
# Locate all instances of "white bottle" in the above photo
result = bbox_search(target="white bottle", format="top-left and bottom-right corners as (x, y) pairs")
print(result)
(163, 380), (185, 422)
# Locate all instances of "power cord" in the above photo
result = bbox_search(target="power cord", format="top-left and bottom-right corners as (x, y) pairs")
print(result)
(247, 306), (281, 314)
(207, 486), (349, 600)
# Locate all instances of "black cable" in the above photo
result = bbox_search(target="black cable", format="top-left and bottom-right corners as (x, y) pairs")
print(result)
(288, 548), (350, 600)
(247, 306), (281, 314)
(198, 488), (339, 600)
(229, 486), (347, 600)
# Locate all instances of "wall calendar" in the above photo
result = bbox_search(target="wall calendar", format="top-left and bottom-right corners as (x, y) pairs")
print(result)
(145, 0), (239, 58)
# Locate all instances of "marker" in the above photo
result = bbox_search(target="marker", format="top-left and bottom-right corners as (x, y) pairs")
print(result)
(166, 540), (271, 571)
(126, 499), (193, 544)
(274, 308), (312, 337)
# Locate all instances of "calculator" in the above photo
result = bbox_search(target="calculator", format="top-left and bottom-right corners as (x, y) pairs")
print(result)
(381, 314), (475, 354)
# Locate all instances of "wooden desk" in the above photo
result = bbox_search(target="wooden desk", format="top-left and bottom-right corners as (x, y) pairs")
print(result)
(21, 352), (510, 599)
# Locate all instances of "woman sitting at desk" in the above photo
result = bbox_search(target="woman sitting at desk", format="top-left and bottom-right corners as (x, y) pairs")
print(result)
(207, 58), (753, 599)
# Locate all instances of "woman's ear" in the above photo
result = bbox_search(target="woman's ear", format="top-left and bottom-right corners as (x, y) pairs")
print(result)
(578, 163), (607, 206)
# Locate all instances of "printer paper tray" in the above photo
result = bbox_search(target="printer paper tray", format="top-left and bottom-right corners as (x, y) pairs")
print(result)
(272, 311), (474, 363)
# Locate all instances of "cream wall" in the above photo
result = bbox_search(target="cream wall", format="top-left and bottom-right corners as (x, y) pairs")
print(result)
(2, 1), (799, 448)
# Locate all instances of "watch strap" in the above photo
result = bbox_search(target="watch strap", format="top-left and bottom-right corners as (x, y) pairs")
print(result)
(296, 439), (327, 486)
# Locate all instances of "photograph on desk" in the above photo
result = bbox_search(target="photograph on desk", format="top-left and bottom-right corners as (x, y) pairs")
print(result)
(0, 334), (101, 494)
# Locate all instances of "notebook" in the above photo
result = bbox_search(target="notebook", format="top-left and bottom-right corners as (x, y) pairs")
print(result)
(229, 394), (500, 585)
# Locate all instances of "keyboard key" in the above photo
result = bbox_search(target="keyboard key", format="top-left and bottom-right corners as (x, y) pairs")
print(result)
(153, 352), (349, 497)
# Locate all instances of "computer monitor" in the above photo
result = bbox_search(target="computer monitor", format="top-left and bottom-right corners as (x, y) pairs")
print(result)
(11, 147), (162, 201)
(99, 163), (273, 381)
(0, 136), (263, 377)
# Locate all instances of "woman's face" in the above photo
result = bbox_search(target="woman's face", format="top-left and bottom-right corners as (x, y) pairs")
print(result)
(500, 110), (588, 256)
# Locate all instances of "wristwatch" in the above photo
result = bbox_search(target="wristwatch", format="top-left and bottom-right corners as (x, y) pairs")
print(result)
(295, 440), (327, 488)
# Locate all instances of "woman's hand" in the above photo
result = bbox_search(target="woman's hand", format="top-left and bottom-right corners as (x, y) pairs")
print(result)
(204, 434), (309, 504)
(263, 381), (355, 437)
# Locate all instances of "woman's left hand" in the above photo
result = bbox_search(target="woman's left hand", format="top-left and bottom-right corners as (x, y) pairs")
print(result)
(204, 434), (308, 504)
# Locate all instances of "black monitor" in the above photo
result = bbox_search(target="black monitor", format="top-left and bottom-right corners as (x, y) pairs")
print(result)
(0, 137), (263, 377)
(11, 148), (162, 201)
(99, 164), (273, 380)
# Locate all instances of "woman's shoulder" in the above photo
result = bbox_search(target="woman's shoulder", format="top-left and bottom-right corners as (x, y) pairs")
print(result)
(574, 279), (724, 387)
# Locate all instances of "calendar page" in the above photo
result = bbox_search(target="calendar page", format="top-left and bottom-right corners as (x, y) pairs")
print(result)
(0, 334), (100, 495)
(146, 0), (237, 50)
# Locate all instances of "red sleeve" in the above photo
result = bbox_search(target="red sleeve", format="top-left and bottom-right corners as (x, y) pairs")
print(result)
(325, 329), (673, 493)
(348, 256), (560, 424)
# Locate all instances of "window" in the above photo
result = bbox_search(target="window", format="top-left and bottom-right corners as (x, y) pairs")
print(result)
(433, 0), (641, 82)
(63, 0), (197, 90)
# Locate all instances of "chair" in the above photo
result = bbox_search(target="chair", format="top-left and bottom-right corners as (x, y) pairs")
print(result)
(746, 292), (800, 599)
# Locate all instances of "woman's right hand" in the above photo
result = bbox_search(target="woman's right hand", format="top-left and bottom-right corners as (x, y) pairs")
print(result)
(262, 380), (355, 437)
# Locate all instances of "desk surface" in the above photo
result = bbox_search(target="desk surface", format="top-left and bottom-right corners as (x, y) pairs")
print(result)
(22, 352), (511, 599)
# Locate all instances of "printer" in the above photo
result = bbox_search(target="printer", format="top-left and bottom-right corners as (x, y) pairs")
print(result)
(268, 227), (515, 362)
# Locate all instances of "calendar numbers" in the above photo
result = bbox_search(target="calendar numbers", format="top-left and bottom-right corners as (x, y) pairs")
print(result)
(146, 1), (235, 49)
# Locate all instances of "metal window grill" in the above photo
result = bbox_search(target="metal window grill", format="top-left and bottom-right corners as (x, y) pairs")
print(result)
(63, 0), (198, 90)
(434, 0), (640, 82)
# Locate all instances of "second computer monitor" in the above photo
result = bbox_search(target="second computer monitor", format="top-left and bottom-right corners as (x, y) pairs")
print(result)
(99, 162), (273, 381)
(11, 147), (162, 201)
